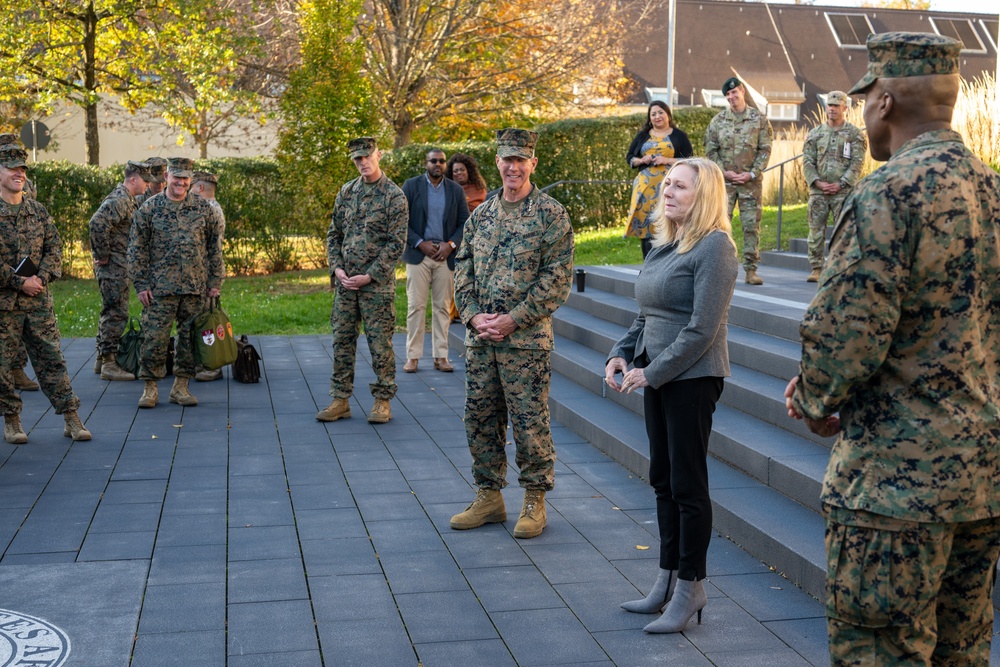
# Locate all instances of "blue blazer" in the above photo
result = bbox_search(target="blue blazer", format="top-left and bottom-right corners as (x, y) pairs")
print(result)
(401, 175), (470, 270)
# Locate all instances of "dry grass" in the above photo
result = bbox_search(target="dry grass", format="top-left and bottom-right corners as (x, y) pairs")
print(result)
(954, 73), (999, 168)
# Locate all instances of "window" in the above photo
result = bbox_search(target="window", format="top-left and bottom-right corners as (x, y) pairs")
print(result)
(825, 13), (874, 49)
(930, 18), (987, 53)
(767, 103), (799, 121)
(980, 18), (998, 51)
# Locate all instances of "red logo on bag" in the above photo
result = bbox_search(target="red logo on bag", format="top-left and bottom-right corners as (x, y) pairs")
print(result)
(216, 324), (226, 340)
(202, 330), (215, 346)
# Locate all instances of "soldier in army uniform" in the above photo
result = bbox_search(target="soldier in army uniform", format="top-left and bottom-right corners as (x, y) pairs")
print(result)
(89, 160), (152, 380)
(0, 133), (39, 391)
(317, 137), (407, 425)
(449, 129), (574, 539)
(704, 77), (773, 285)
(785, 33), (1000, 665)
(128, 157), (224, 409)
(0, 144), (91, 444)
(191, 171), (226, 383)
(135, 157), (167, 206)
(801, 91), (866, 282)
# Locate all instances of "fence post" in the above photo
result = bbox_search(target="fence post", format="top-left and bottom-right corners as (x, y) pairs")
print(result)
(776, 163), (785, 250)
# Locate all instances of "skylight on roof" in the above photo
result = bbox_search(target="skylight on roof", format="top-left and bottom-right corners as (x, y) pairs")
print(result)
(930, 18), (987, 53)
(825, 13), (874, 49)
(979, 18), (998, 51)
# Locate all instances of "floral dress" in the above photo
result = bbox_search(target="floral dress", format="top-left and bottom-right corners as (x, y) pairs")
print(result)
(626, 134), (677, 239)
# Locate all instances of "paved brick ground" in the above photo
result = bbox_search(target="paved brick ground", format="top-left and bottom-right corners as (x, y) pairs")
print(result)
(2, 333), (836, 666)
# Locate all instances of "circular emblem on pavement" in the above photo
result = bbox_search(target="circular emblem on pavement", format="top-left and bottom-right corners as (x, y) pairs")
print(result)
(0, 609), (71, 666)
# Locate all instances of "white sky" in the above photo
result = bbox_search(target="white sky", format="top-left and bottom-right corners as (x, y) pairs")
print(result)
(772, 0), (999, 15)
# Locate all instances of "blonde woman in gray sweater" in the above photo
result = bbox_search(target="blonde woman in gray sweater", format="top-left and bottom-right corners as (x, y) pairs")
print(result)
(605, 158), (738, 633)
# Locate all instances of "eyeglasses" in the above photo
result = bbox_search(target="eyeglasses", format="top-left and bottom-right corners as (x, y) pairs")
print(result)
(427, 158), (446, 164)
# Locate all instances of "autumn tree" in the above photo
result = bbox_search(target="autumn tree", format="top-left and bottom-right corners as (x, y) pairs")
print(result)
(860, 0), (930, 9)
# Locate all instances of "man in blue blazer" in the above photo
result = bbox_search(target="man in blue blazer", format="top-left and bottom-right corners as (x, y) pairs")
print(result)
(401, 148), (469, 372)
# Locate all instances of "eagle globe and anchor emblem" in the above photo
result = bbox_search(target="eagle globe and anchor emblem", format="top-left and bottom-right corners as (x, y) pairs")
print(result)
(0, 608), (71, 665)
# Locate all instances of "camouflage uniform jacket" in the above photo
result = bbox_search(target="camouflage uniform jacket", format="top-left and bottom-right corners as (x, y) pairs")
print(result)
(802, 122), (867, 197)
(327, 173), (407, 293)
(23, 179), (36, 200)
(455, 185), (574, 351)
(128, 193), (224, 296)
(0, 198), (62, 311)
(89, 183), (137, 266)
(791, 129), (1000, 523)
(704, 107), (773, 180)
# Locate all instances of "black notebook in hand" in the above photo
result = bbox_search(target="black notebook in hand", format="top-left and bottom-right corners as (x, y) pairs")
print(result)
(14, 257), (38, 278)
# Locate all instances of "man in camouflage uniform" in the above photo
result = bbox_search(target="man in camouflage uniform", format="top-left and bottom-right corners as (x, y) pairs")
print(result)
(0, 133), (39, 391)
(89, 160), (152, 380)
(135, 157), (167, 206)
(785, 33), (1000, 666)
(128, 157), (224, 409)
(801, 91), (867, 282)
(450, 129), (574, 539)
(0, 144), (90, 443)
(704, 77), (773, 285)
(317, 137), (407, 424)
(191, 171), (226, 383)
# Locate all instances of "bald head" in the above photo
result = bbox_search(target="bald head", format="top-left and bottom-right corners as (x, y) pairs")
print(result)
(863, 73), (959, 161)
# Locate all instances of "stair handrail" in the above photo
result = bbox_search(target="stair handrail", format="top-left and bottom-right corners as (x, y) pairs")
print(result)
(763, 153), (804, 250)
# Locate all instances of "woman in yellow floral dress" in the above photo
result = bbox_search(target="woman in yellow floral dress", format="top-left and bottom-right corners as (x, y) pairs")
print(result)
(626, 102), (694, 257)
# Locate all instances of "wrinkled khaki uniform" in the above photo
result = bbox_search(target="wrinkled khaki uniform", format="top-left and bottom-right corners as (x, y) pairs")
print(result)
(128, 193), (224, 380)
(89, 183), (137, 356)
(455, 186), (574, 491)
(791, 130), (1000, 666)
(802, 122), (866, 269)
(327, 174), (407, 400)
(704, 107), (772, 270)
(0, 199), (80, 416)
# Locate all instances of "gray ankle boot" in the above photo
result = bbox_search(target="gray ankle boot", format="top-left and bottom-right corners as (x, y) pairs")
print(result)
(644, 577), (707, 634)
(621, 568), (675, 613)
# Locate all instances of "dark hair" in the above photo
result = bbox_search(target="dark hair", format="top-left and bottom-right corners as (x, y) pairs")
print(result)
(642, 101), (677, 132)
(446, 153), (487, 190)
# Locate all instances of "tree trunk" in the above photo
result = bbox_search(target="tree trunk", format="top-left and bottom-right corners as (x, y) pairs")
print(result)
(83, 0), (100, 165)
(392, 111), (414, 148)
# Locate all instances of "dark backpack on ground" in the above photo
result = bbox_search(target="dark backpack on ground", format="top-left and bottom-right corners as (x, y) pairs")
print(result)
(115, 318), (142, 376)
(233, 335), (262, 384)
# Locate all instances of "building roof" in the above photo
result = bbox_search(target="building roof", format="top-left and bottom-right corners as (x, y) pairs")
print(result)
(623, 0), (998, 122)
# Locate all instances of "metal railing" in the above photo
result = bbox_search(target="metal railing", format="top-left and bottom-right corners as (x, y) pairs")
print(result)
(539, 179), (629, 193)
(763, 153), (804, 250)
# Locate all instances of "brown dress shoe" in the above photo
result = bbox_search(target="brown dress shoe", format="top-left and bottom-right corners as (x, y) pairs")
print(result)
(403, 359), (418, 373)
(433, 358), (454, 372)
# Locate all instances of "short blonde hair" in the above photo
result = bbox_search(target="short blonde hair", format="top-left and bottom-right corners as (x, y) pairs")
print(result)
(652, 158), (737, 256)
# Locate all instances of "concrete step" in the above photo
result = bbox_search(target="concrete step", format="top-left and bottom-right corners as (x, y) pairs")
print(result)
(727, 325), (801, 381)
(761, 250), (811, 272)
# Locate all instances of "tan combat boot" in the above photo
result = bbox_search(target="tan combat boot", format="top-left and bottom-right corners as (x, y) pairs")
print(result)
(194, 368), (223, 382)
(513, 489), (547, 539)
(806, 268), (821, 283)
(744, 269), (764, 285)
(94, 354), (104, 374)
(450, 488), (506, 530)
(169, 377), (199, 406)
(138, 380), (159, 408)
(63, 411), (92, 441)
(316, 398), (351, 422)
(4, 414), (27, 445)
(100, 356), (136, 381)
(367, 399), (392, 424)
(11, 367), (39, 391)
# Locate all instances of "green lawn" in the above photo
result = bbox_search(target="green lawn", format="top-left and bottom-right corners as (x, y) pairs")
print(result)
(53, 203), (811, 338)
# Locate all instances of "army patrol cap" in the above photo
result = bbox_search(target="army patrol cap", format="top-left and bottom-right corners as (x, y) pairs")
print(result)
(0, 144), (28, 169)
(721, 77), (743, 95)
(167, 157), (195, 178)
(0, 133), (19, 146)
(192, 171), (218, 185)
(496, 128), (538, 159)
(348, 137), (377, 159)
(849, 32), (961, 95)
(125, 160), (153, 181)
(826, 91), (849, 106)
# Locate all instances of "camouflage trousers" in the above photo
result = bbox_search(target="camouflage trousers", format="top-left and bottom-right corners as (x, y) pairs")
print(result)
(94, 262), (131, 356)
(139, 294), (203, 380)
(726, 183), (763, 271)
(330, 288), (396, 400)
(825, 505), (1000, 666)
(0, 305), (80, 416)
(464, 345), (556, 491)
(807, 192), (850, 270)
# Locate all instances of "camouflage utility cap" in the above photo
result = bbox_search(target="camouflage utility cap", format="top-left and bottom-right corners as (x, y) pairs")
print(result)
(496, 129), (538, 159)
(849, 32), (961, 95)
(0, 133), (18, 146)
(146, 156), (168, 183)
(192, 171), (218, 185)
(348, 137), (377, 159)
(0, 145), (28, 169)
(722, 77), (742, 95)
(168, 157), (195, 178)
(125, 160), (152, 181)
(826, 91), (848, 106)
